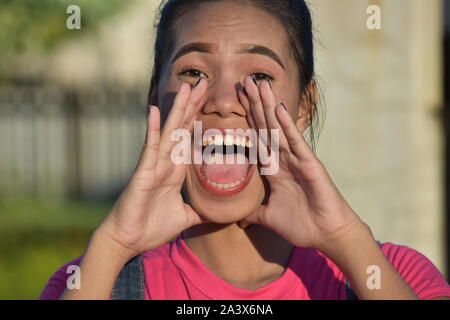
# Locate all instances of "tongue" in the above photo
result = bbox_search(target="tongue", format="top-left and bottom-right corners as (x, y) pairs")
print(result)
(201, 155), (249, 184)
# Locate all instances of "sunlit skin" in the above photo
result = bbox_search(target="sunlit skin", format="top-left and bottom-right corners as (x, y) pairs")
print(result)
(151, 2), (312, 287)
(61, 1), (431, 300)
(145, 1), (357, 288)
(154, 3), (302, 224)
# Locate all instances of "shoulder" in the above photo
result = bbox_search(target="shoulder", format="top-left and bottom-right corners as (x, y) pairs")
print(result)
(377, 241), (450, 299)
(378, 241), (443, 277)
(293, 241), (450, 300)
(39, 256), (83, 300)
(39, 242), (174, 300)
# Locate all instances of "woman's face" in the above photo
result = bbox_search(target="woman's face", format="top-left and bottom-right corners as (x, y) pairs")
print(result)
(155, 1), (307, 223)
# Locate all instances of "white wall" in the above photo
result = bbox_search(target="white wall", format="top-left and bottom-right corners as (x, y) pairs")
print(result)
(313, 0), (445, 273)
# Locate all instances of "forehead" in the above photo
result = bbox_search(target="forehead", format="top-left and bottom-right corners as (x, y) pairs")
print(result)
(172, 1), (291, 60)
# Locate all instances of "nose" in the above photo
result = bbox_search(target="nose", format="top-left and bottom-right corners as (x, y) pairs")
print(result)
(200, 76), (246, 119)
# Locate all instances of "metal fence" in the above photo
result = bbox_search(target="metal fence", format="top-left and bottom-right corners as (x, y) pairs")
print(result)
(0, 84), (149, 200)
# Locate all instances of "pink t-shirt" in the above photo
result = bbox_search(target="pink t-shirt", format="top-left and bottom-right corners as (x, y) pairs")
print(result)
(39, 235), (450, 300)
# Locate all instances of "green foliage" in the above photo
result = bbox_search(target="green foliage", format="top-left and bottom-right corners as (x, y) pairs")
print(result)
(0, 197), (112, 299)
(0, 0), (131, 79)
(0, 0), (128, 53)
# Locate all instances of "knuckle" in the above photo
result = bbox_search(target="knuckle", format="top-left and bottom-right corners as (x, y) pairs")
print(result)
(147, 144), (159, 153)
(279, 144), (290, 154)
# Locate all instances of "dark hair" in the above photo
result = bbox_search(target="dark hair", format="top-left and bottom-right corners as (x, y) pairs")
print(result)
(148, 0), (323, 151)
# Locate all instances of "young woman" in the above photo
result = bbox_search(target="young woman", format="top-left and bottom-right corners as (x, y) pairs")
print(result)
(40, 0), (450, 300)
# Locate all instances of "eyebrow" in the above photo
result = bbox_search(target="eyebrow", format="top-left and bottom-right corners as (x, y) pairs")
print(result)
(170, 42), (285, 70)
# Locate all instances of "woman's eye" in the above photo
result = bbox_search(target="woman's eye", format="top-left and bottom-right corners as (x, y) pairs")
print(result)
(178, 68), (206, 79)
(252, 73), (274, 82)
(178, 69), (274, 82)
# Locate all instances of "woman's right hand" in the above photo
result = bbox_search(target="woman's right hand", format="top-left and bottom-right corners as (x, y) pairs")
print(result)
(97, 80), (208, 259)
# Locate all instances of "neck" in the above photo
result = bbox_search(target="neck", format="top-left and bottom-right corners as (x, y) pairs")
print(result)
(182, 223), (293, 290)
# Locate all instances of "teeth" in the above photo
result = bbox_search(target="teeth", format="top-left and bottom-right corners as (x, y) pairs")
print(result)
(235, 136), (242, 147)
(202, 132), (253, 148)
(241, 137), (247, 148)
(224, 135), (234, 146)
(206, 176), (246, 189)
(214, 135), (223, 146)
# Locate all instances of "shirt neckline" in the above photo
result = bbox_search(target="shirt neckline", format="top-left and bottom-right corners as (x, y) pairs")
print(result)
(170, 233), (307, 299)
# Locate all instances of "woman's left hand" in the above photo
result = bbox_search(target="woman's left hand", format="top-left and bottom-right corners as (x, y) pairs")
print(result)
(237, 76), (367, 251)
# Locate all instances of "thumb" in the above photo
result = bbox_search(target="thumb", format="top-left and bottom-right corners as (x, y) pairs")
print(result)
(238, 205), (267, 229)
(184, 204), (210, 227)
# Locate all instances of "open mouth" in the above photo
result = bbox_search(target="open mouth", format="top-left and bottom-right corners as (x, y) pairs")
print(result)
(193, 128), (256, 196)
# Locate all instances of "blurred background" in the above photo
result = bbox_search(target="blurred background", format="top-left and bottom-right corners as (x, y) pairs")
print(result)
(0, 0), (448, 299)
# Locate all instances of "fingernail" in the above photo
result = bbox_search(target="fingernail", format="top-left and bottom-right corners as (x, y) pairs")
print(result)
(267, 80), (272, 89)
(193, 78), (202, 88)
(251, 75), (258, 86)
(280, 103), (287, 111)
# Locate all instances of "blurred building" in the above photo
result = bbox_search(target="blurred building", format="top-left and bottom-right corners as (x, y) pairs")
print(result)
(0, 0), (158, 200)
(314, 0), (446, 275)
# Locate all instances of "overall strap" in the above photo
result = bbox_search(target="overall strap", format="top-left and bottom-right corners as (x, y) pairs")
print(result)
(112, 254), (144, 300)
(345, 281), (359, 300)
(345, 240), (382, 300)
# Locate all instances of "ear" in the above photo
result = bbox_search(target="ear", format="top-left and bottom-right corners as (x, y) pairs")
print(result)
(295, 80), (317, 134)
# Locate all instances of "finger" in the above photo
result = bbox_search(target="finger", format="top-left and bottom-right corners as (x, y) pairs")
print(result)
(275, 104), (315, 161)
(160, 81), (191, 135)
(158, 82), (193, 161)
(184, 204), (211, 227)
(238, 86), (259, 146)
(182, 79), (208, 133)
(238, 205), (267, 229)
(244, 76), (271, 155)
(244, 75), (267, 130)
(238, 86), (257, 130)
(135, 105), (161, 172)
(258, 80), (290, 152)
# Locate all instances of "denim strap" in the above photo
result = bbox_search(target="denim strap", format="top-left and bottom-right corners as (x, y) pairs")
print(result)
(112, 254), (144, 300)
(345, 281), (359, 300)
